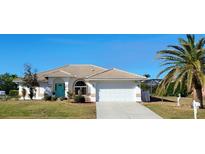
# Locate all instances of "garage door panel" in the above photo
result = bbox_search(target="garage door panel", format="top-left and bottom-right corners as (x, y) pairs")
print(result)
(96, 81), (137, 102)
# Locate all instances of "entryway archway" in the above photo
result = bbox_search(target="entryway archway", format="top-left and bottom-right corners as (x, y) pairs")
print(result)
(55, 83), (65, 97)
(74, 80), (87, 95)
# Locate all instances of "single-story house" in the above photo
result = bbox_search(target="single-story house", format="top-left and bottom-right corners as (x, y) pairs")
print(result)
(14, 64), (146, 102)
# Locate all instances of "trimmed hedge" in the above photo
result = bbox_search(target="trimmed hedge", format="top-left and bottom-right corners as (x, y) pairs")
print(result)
(9, 90), (19, 97)
(74, 95), (85, 103)
(44, 93), (51, 101)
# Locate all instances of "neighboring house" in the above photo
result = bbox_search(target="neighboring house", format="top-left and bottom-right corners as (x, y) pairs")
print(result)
(14, 64), (146, 102)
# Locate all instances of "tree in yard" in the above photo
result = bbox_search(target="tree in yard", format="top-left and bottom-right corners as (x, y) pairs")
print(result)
(22, 64), (39, 100)
(0, 73), (18, 94)
(156, 34), (205, 108)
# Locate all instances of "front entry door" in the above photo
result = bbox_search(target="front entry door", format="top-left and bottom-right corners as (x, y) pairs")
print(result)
(55, 83), (65, 98)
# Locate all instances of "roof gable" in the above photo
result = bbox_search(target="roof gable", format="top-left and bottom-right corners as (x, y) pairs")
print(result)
(42, 70), (73, 78)
(60, 64), (107, 78)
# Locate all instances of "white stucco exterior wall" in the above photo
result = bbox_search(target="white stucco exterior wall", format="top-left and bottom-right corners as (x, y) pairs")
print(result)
(135, 84), (142, 102)
(18, 82), (48, 100)
(86, 82), (96, 102)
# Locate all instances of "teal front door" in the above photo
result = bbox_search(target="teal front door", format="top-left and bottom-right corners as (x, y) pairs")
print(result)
(55, 83), (65, 97)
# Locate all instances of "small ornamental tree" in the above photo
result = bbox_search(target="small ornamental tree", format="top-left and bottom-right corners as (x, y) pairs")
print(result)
(143, 74), (151, 78)
(67, 90), (74, 99)
(22, 64), (39, 100)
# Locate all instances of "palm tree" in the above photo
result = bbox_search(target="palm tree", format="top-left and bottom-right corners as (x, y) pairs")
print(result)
(156, 34), (205, 108)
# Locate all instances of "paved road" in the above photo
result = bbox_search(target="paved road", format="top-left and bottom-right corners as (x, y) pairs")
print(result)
(96, 102), (162, 119)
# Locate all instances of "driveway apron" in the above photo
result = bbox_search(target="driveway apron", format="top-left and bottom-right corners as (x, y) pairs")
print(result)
(96, 102), (162, 119)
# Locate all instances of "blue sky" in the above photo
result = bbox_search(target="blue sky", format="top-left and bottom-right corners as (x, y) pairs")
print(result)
(1, 34), (205, 78)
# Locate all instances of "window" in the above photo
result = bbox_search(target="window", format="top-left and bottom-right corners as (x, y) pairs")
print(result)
(74, 81), (87, 95)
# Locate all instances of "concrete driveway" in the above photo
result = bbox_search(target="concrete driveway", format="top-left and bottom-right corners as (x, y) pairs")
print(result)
(96, 102), (162, 119)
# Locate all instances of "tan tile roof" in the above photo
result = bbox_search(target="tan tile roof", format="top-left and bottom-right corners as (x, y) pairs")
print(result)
(87, 68), (146, 80)
(37, 64), (107, 81)
(13, 65), (146, 82)
(60, 64), (107, 78)
(41, 70), (73, 78)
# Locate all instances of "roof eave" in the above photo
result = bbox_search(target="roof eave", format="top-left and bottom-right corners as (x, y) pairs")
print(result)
(86, 78), (146, 81)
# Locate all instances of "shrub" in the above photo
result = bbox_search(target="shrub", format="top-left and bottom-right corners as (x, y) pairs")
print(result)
(59, 97), (65, 101)
(67, 90), (74, 99)
(9, 90), (19, 97)
(44, 93), (51, 101)
(141, 82), (150, 91)
(74, 95), (85, 103)
(51, 96), (57, 101)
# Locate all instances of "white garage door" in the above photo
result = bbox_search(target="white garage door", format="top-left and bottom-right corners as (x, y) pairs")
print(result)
(96, 81), (137, 102)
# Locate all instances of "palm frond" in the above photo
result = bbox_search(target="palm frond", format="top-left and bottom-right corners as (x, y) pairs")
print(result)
(167, 45), (185, 53)
(157, 65), (176, 78)
(158, 55), (185, 62)
(173, 68), (188, 93)
(156, 68), (178, 95)
(157, 50), (184, 58)
(178, 38), (187, 44)
(196, 38), (205, 49)
(187, 34), (195, 47)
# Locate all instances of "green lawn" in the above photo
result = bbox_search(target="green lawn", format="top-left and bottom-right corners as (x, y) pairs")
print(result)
(0, 100), (96, 119)
(144, 96), (205, 119)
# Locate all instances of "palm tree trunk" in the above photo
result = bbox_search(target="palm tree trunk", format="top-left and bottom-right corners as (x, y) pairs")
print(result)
(194, 88), (204, 109)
